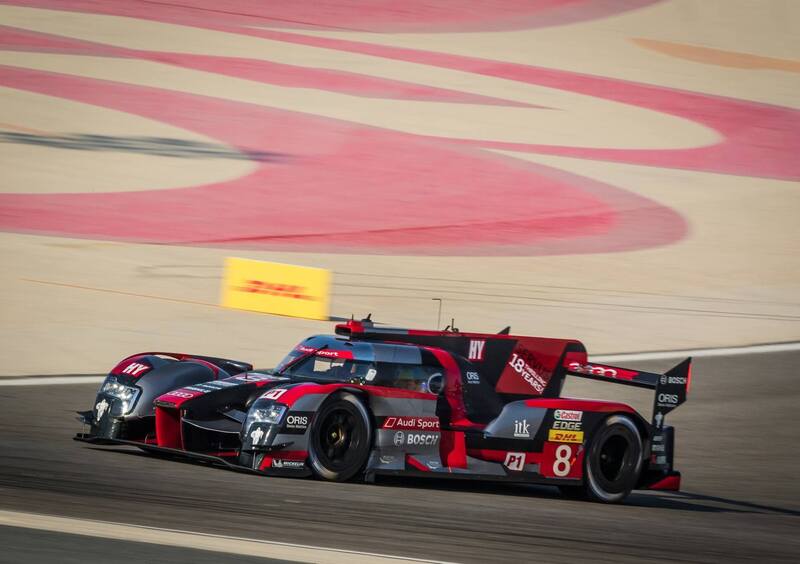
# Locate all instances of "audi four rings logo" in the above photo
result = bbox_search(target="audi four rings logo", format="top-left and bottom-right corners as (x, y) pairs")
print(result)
(568, 362), (618, 377)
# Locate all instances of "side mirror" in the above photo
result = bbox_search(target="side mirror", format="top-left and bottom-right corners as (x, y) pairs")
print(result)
(427, 373), (444, 395)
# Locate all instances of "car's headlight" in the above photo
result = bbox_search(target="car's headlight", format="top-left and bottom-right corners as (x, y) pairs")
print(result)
(246, 404), (286, 426)
(98, 375), (141, 415)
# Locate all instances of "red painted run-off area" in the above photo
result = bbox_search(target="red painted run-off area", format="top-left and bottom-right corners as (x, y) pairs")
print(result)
(0, 0), (797, 255)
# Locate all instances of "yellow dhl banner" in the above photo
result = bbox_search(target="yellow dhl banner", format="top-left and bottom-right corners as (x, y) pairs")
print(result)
(221, 258), (331, 321)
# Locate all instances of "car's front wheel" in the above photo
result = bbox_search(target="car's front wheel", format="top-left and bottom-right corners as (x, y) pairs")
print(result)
(308, 393), (372, 481)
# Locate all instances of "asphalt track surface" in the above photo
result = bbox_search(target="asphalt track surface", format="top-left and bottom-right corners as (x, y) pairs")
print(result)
(0, 352), (798, 563)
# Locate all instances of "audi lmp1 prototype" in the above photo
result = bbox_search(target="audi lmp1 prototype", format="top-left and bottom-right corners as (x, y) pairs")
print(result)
(76, 319), (691, 503)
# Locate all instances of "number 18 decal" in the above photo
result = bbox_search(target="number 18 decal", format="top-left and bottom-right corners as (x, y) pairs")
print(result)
(541, 441), (583, 479)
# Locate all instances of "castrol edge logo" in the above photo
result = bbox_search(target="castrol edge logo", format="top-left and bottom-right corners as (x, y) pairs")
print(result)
(554, 409), (583, 422)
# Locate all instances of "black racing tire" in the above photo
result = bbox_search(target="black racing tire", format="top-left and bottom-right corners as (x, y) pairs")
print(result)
(308, 393), (372, 482)
(559, 414), (643, 504)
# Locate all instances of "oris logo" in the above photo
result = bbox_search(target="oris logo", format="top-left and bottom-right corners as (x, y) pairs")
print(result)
(283, 412), (312, 434)
(657, 393), (679, 407)
(286, 415), (308, 427)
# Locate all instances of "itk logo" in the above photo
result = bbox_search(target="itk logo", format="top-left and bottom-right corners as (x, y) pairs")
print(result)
(468, 340), (486, 361)
(250, 426), (265, 444)
(513, 419), (530, 438)
(504, 452), (525, 471)
(121, 362), (149, 376)
(95, 399), (109, 421)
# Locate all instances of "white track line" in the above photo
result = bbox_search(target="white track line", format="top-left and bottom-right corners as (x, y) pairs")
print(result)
(2, 341), (799, 386)
(0, 509), (454, 564)
(0, 375), (104, 386)
(592, 341), (800, 363)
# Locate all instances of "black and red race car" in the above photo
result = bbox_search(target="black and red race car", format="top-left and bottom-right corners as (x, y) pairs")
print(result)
(77, 318), (690, 503)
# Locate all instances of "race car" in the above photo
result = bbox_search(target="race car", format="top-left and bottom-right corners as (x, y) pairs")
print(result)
(76, 318), (691, 503)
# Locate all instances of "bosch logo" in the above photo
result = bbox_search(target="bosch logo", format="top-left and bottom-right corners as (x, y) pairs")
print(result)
(406, 433), (440, 446)
(568, 362), (618, 378)
(393, 431), (405, 446)
(667, 376), (687, 385)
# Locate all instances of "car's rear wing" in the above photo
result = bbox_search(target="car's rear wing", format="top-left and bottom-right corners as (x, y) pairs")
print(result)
(565, 357), (692, 430)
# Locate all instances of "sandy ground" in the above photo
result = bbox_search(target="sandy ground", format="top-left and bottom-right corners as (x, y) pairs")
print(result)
(0, 0), (798, 375)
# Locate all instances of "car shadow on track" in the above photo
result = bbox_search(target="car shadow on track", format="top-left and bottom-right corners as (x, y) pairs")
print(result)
(373, 476), (800, 517)
(88, 447), (799, 517)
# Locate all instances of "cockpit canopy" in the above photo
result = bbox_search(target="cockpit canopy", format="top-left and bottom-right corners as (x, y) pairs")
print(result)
(275, 336), (445, 394)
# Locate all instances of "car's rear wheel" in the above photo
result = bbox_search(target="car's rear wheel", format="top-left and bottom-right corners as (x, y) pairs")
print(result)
(308, 394), (372, 481)
(559, 414), (643, 503)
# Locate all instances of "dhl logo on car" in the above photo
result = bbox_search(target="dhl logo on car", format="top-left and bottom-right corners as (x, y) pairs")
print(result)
(548, 429), (584, 444)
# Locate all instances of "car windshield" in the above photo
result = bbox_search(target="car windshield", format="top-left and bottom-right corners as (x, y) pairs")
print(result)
(275, 350), (442, 393)
(277, 352), (376, 383)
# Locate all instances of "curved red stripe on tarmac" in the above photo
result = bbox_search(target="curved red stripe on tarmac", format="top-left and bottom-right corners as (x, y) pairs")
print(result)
(156, 55), (533, 107)
(0, 66), (684, 255)
(11, 0), (661, 33)
(253, 30), (800, 181)
(0, 26), (529, 107)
